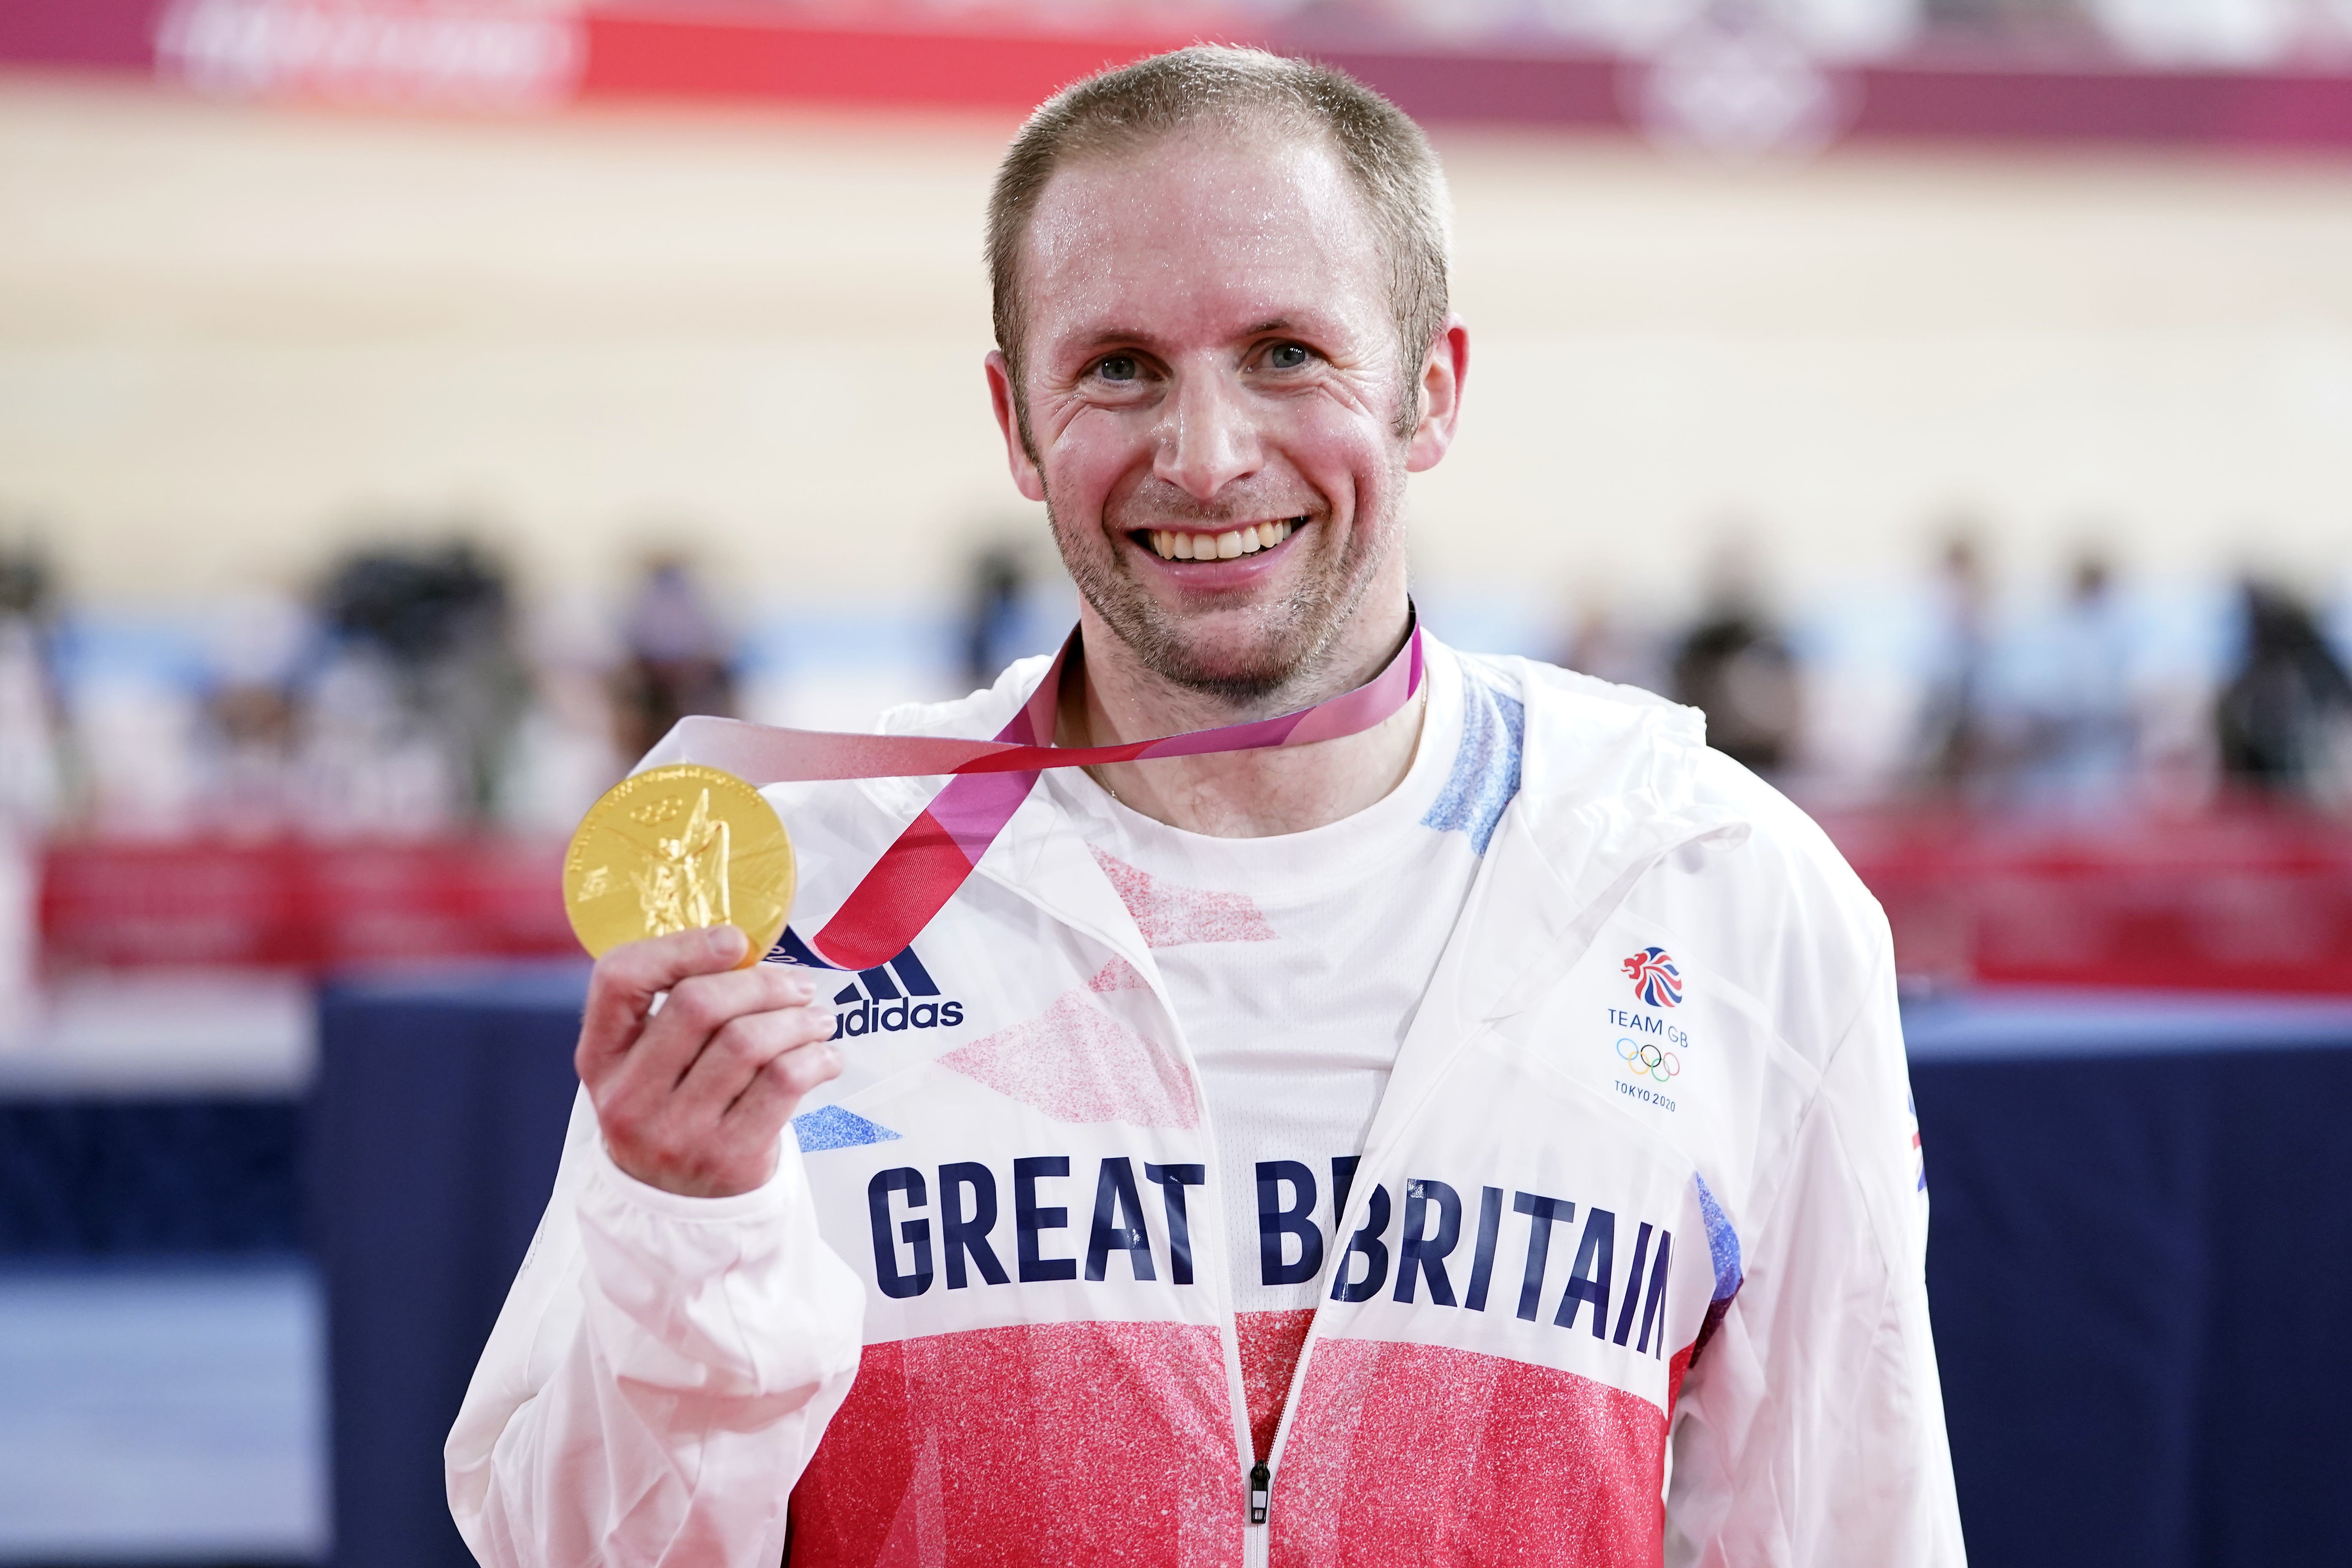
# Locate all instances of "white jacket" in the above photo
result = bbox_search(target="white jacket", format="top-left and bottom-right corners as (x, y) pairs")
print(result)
(447, 639), (1965, 1568)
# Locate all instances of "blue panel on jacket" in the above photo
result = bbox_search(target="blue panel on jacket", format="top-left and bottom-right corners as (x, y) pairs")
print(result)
(792, 1105), (903, 1153)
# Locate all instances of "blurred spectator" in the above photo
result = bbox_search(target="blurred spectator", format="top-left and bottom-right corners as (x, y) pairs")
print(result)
(613, 553), (736, 761)
(2014, 548), (2139, 806)
(502, 590), (626, 835)
(1920, 0), (2103, 51)
(297, 651), (456, 836)
(964, 540), (1032, 690)
(202, 592), (311, 838)
(0, 537), (59, 1039)
(1558, 590), (1667, 696)
(1670, 542), (1800, 774)
(2216, 579), (2352, 802)
(306, 538), (527, 835)
(1915, 529), (1998, 793)
(0, 537), (61, 831)
(73, 636), (208, 839)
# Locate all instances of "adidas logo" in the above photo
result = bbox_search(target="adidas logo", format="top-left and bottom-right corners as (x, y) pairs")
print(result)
(767, 927), (966, 1039)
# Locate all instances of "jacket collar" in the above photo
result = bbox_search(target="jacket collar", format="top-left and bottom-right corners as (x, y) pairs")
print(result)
(909, 639), (1745, 1005)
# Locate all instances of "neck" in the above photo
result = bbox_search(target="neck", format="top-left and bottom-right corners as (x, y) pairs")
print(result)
(1054, 583), (1422, 838)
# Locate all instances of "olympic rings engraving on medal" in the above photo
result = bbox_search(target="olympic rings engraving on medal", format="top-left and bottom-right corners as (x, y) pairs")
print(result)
(1617, 1035), (1681, 1084)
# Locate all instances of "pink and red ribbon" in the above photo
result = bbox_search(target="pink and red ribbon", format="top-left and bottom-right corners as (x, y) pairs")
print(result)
(639, 620), (1425, 970)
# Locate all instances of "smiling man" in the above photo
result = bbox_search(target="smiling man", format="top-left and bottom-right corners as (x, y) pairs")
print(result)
(449, 46), (1963, 1568)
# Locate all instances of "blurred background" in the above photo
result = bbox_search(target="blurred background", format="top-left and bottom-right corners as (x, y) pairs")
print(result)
(3, 1), (2351, 1564)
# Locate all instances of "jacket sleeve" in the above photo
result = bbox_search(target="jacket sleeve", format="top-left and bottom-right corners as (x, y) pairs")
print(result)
(445, 1087), (868, 1568)
(1662, 932), (1968, 1568)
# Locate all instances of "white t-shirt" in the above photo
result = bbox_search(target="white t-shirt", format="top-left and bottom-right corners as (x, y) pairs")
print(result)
(1039, 642), (1527, 1459)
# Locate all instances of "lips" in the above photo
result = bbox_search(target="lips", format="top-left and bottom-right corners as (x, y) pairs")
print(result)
(1142, 518), (1297, 561)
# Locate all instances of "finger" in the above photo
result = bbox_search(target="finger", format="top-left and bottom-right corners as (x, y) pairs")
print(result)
(725, 1035), (845, 1134)
(603, 964), (820, 1102)
(670, 1002), (838, 1119)
(579, 926), (752, 1073)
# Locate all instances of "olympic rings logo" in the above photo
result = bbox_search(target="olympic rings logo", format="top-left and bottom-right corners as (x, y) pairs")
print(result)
(1618, 1036), (1680, 1084)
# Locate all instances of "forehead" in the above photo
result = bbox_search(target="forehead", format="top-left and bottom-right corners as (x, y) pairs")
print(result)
(1018, 129), (1387, 351)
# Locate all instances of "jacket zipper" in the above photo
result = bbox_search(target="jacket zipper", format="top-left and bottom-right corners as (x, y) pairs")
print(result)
(984, 850), (1276, 1557)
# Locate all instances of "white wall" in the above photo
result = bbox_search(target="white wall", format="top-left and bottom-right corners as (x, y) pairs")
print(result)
(3, 72), (2350, 624)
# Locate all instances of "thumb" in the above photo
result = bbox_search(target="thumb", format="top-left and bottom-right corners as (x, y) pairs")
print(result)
(579, 925), (750, 1065)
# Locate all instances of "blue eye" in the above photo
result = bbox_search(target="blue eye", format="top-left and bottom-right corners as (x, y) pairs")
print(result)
(1097, 355), (1140, 382)
(1267, 343), (1309, 370)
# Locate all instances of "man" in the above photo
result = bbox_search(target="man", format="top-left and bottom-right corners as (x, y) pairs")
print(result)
(449, 46), (1963, 1567)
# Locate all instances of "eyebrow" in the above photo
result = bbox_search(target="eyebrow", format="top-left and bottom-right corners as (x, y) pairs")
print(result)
(1074, 327), (1153, 350)
(1059, 313), (1333, 361)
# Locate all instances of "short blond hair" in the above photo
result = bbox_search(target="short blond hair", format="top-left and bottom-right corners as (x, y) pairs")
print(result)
(988, 45), (1452, 439)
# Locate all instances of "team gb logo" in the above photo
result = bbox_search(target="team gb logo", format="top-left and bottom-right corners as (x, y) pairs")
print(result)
(1623, 947), (1683, 1008)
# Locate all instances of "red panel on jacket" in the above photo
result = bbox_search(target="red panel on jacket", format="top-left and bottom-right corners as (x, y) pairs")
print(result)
(1237, 1309), (1316, 1465)
(791, 1320), (1242, 1566)
(1270, 1338), (1667, 1566)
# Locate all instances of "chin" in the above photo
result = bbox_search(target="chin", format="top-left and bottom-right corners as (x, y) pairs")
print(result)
(1151, 638), (1303, 700)
(1109, 595), (1351, 703)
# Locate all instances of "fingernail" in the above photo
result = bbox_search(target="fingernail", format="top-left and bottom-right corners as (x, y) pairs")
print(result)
(785, 977), (816, 1002)
(707, 924), (747, 959)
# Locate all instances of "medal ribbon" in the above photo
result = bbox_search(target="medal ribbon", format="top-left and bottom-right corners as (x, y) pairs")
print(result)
(637, 618), (1425, 971)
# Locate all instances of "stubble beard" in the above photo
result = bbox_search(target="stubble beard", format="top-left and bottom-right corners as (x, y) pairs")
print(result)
(1047, 485), (1400, 711)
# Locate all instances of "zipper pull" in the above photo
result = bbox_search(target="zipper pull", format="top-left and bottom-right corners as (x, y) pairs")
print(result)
(1248, 1461), (1271, 1525)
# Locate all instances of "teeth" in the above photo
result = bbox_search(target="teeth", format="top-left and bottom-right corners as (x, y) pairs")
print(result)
(1149, 521), (1295, 562)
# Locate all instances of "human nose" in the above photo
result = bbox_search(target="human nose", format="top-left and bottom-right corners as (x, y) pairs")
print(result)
(1153, 365), (1261, 501)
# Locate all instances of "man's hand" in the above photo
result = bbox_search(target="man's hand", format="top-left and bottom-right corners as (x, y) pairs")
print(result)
(577, 925), (842, 1199)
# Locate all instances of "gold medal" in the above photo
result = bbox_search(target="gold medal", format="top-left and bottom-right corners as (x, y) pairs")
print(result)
(563, 764), (794, 967)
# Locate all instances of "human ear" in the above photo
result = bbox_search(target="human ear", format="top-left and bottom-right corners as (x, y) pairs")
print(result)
(985, 350), (1049, 503)
(1404, 318), (1470, 474)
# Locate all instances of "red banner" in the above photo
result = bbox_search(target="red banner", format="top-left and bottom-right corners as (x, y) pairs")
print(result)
(35, 808), (2352, 992)
(1825, 806), (2352, 996)
(38, 837), (573, 971)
